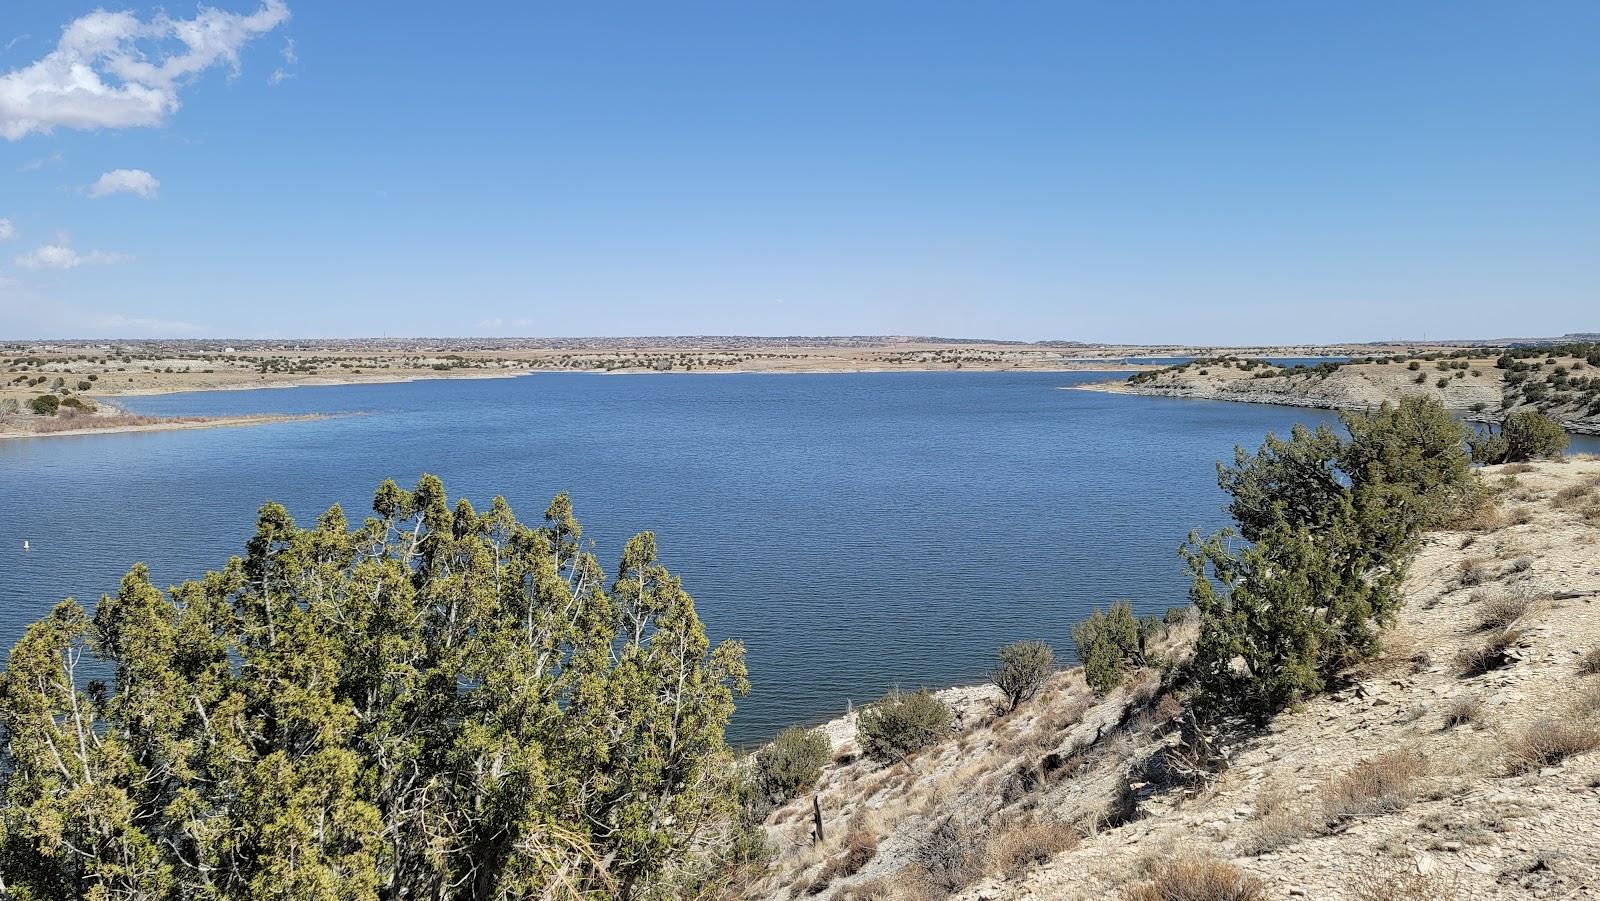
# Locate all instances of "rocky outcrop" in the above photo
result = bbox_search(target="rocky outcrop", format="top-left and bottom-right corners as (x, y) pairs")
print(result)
(1074, 356), (1600, 434)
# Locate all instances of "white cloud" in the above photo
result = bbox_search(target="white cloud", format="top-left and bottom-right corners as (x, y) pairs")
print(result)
(0, 218), (14, 241)
(15, 243), (131, 269)
(270, 37), (296, 85)
(20, 150), (62, 171)
(0, 2), (290, 140)
(89, 167), (159, 199)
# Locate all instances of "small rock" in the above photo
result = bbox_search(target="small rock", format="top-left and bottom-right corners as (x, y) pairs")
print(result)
(1416, 853), (1438, 876)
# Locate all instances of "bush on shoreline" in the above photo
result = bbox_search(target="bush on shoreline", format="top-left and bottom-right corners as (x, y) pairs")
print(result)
(990, 640), (1054, 710)
(1469, 409), (1569, 464)
(755, 726), (831, 803)
(1187, 396), (1479, 725)
(857, 688), (953, 763)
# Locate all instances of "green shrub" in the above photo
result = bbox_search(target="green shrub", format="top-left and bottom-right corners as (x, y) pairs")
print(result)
(1469, 410), (1569, 464)
(1072, 601), (1145, 693)
(59, 396), (97, 413)
(1189, 397), (1477, 724)
(28, 394), (59, 415)
(856, 688), (952, 762)
(754, 727), (830, 803)
(990, 640), (1054, 710)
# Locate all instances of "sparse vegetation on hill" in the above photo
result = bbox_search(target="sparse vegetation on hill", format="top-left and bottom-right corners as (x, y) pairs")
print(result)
(1109, 342), (1600, 435)
(743, 399), (1600, 900)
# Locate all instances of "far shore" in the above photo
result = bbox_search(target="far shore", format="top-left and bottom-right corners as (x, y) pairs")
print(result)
(1067, 376), (1600, 436)
(0, 413), (330, 442)
(81, 362), (1150, 400)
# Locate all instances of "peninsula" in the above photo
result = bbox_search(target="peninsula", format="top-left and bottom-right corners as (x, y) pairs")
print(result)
(1075, 342), (1600, 435)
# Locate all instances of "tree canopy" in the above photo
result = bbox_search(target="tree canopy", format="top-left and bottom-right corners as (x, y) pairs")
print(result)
(1186, 397), (1479, 724)
(0, 476), (751, 901)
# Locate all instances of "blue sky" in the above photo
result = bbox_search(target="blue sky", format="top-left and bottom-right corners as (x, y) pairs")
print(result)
(1, 2), (1595, 343)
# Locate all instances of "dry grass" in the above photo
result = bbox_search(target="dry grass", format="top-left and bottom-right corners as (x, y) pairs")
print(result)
(805, 825), (880, 894)
(1123, 856), (1266, 901)
(1505, 718), (1600, 773)
(28, 410), (188, 433)
(1575, 683), (1600, 716)
(1454, 558), (1489, 588)
(835, 876), (895, 900)
(1502, 462), (1536, 475)
(1553, 475), (1600, 508)
(1320, 749), (1428, 826)
(1455, 503), (1505, 532)
(1455, 627), (1525, 676)
(910, 815), (986, 895)
(1349, 863), (1460, 900)
(1580, 648), (1600, 676)
(1443, 696), (1482, 729)
(1473, 587), (1539, 631)
(984, 819), (1081, 879)
(1237, 808), (1309, 856)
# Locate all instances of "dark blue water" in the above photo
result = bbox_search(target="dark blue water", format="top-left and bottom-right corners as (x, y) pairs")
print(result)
(3, 373), (1588, 743)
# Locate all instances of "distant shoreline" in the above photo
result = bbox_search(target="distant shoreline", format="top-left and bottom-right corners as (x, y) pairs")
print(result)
(90, 363), (1144, 399)
(1068, 377), (1600, 436)
(0, 413), (330, 441)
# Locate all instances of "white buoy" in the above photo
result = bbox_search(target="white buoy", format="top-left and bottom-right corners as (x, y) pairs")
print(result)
(22, 540), (29, 551)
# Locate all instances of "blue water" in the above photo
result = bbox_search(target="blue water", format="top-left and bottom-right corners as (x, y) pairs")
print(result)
(2, 373), (1589, 744)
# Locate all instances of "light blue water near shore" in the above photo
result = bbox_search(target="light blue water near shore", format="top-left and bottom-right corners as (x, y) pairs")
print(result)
(2, 372), (1594, 743)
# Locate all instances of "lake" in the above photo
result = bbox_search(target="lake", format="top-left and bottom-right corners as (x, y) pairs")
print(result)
(2, 372), (1592, 744)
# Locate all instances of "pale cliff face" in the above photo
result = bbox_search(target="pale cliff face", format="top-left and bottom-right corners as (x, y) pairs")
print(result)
(1097, 355), (1600, 435)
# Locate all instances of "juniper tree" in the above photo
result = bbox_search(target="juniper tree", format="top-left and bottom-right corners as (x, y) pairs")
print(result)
(0, 476), (751, 901)
(1469, 409), (1569, 464)
(1188, 397), (1476, 724)
(989, 641), (1054, 710)
(1072, 602), (1145, 694)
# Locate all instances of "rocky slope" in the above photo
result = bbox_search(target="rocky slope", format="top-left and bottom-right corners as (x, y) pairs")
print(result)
(748, 458), (1600, 901)
(1074, 354), (1600, 435)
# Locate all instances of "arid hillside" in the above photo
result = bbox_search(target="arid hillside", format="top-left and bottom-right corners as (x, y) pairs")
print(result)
(748, 458), (1600, 901)
(1079, 351), (1600, 435)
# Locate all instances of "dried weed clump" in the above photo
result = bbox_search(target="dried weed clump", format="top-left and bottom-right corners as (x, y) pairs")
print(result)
(1443, 696), (1482, 729)
(805, 824), (880, 895)
(1349, 862), (1460, 901)
(984, 819), (1081, 879)
(1579, 648), (1600, 676)
(1473, 587), (1539, 631)
(1320, 749), (1428, 827)
(1455, 627), (1525, 676)
(1454, 558), (1490, 588)
(1123, 856), (1266, 901)
(1505, 719), (1600, 774)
